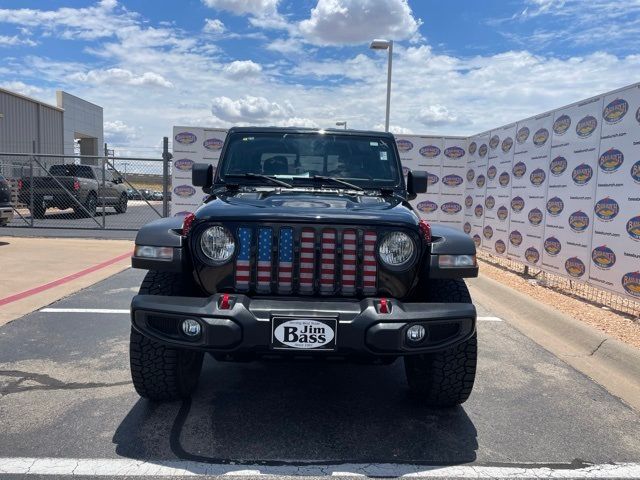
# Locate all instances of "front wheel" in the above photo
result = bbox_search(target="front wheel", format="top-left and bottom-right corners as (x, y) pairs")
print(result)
(404, 279), (477, 407)
(129, 271), (204, 401)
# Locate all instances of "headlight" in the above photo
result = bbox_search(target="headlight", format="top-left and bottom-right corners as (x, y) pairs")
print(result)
(200, 226), (235, 264)
(378, 231), (415, 267)
(438, 254), (477, 268)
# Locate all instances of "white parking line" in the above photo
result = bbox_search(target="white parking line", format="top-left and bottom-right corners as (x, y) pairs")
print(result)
(40, 308), (503, 322)
(0, 458), (637, 477)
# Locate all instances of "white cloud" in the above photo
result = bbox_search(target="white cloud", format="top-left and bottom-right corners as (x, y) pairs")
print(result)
(0, 34), (36, 47)
(69, 68), (173, 88)
(211, 95), (293, 123)
(203, 18), (225, 34)
(266, 37), (305, 54)
(104, 119), (138, 144)
(0, 80), (43, 98)
(372, 124), (413, 134)
(299, 0), (421, 45)
(223, 60), (262, 79)
(201, 0), (279, 16)
(417, 105), (458, 127)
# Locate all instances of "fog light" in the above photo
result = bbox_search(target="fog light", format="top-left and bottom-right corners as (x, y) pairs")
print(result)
(182, 319), (201, 337)
(406, 325), (426, 343)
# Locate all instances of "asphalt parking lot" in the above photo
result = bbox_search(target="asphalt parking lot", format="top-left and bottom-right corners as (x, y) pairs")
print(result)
(1, 269), (639, 478)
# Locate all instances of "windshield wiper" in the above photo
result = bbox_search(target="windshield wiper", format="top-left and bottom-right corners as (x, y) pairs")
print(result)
(225, 173), (293, 188)
(310, 175), (363, 191)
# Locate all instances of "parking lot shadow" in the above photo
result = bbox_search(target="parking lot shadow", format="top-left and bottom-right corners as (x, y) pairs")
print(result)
(113, 357), (478, 465)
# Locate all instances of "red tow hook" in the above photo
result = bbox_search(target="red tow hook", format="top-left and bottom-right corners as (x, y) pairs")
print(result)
(379, 298), (391, 314)
(219, 293), (231, 310)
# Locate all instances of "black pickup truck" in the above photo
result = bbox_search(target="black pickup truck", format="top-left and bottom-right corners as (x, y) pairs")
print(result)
(19, 164), (128, 218)
(130, 127), (478, 407)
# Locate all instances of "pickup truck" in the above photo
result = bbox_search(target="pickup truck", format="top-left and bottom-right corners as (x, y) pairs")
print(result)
(18, 164), (128, 218)
(0, 174), (13, 226)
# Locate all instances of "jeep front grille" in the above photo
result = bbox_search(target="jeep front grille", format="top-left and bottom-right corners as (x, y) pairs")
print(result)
(233, 225), (378, 296)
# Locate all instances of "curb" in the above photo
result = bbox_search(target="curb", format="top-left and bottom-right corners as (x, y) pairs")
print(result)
(467, 274), (640, 412)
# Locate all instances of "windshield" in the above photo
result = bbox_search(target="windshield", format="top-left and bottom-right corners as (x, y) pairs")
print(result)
(219, 132), (401, 188)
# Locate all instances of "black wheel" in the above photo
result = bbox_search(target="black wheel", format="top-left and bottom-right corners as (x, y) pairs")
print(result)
(404, 279), (477, 407)
(129, 271), (204, 402)
(75, 192), (97, 217)
(114, 193), (128, 213)
(31, 198), (46, 219)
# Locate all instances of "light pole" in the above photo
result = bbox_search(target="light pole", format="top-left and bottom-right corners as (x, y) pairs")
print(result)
(369, 38), (393, 132)
(335, 121), (347, 130)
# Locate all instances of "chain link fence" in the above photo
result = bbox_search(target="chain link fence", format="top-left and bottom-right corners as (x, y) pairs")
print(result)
(477, 251), (640, 318)
(0, 147), (171, 231)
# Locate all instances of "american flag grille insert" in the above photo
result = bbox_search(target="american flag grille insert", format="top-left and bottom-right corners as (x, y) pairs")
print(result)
(233, 225), (378, 296)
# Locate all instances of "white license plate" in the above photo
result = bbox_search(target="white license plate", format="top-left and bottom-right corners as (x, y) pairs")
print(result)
(271, 317), (337, 351)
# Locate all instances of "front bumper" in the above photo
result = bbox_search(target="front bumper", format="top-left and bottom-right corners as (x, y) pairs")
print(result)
(0, 205), (13, 222)
(131, 295), (476, 356)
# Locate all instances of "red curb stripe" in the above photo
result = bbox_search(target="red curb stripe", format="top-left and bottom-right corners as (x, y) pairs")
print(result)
(0, 251), (131, 307)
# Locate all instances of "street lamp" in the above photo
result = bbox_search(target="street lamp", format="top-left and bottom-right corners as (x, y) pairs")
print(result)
(369, 38), (393, 132)
(335, 121), (347, 130)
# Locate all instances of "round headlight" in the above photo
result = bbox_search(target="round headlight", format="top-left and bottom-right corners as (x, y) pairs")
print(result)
(378, 232), (415, 267)
(200, 226), (235, 264)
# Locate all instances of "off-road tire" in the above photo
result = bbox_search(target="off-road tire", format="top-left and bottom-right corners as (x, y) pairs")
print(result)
(75, 192), (97, 217)
(114, 193), (128, 213)
(404, 279), (477, 407)
(31, 199), (46, 219)
(129, 271), (204, 401)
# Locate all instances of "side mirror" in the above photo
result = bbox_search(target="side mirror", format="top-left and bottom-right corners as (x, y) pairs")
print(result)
(192, 163), (213, 189)
(407, 170), (428, 200)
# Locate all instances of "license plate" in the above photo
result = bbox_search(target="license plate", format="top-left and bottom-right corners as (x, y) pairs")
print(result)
(44, 195), (53, 201)
(271, 317), (337, 351)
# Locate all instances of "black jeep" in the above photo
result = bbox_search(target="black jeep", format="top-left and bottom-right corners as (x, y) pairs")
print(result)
(130, 127), (478, 407)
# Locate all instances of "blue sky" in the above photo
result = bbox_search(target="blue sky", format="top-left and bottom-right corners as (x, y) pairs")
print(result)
(1, 0), (639, 154)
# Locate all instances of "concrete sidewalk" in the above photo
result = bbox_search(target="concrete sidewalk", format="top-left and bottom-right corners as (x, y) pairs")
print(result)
(0, 236), (133, 325)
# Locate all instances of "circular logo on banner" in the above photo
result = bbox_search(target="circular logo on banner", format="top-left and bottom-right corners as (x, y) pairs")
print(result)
(483, 225), (493, 239)
(568, 211), (590, 232)
(565, 257), (586, 278)
(599, 148), (624, 173)
(572, 163), (593, 185)
(553, 114), (572, 135)
(637, 107), (640, 124)
(511, 196), (525, 213)
(487, 165), (497, 180)
(525, 247), (540, 264)
(546, 196), (564, 216)
(603, 98), (629, 124)
(509, 230), (523, 246)
(530, 168), (546, 186)
(396, 139), (414, 152)
(594, 197), (620, 221)
(499, 172), (510, 186)
(533, 128), (549, 147)
(444, 146), (465, 159)
(632, 160), (640, 184)
(489, 135), (500, 150)
(465, 195), (473, 208)
(173, 185), (196, 197)
(203, 138), (224, 151)
(592, 245), (616, 270)
(513, 161), (527, 178)
(468, 142), (477, 155)
(550, 156), (568, 176)
(497, 205), (509, 220)
(175, 131), (197, 145)
(442, 174), (464, 187)
(576, 115), (598, 138)
(502, 136), (514, 153)
(544, 237), (562, 256)
(475, 204), (484, 217)
(417, 201), (438, 213)
(476, 174), (486, 188)
(463, 222), (472, 234)
(174, 158), (194, 171)
(528, 208), (543, 225)
(479, 144), (488, 157)
(485, 195), (495, 210)
(495, 239), (507, 254)
(473, 234), (481, 248)
(466, 168), (475, 182)
(627, 215), (640, 240)
(441, 202), (462, 214)
(427, 173), (440, 186)
(419, 145), (441, 158)
(622, 272), (640, 298)
(516, 126), (530, 144)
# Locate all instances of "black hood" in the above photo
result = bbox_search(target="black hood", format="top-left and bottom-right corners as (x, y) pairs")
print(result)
(194, 189), (420, 228)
